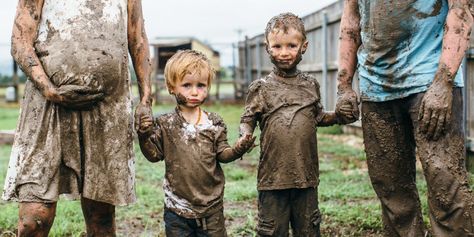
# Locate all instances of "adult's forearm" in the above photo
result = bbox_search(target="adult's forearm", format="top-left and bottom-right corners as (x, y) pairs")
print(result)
(128, 0), (152, 104)
(12, 0), (55, 96)
(437, 2), (473, 82)
(338, 0), (361, 90)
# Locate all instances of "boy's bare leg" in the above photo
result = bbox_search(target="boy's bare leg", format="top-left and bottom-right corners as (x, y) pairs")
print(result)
(81, 197), (116, 237)
(18, 202), (57, 237)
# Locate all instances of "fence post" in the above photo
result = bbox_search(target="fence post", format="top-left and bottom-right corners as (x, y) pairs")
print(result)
(245, 36), (252, 89)
(321, 11), (328, 108)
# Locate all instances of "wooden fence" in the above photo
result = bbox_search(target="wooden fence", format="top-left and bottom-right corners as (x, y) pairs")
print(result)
(236, 0), (474, 152)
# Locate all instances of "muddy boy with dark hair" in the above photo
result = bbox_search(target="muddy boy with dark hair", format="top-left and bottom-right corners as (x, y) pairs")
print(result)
(137, 50), (255, 237)
(3, 0), (152, 236)
(240, 13), (355, 236)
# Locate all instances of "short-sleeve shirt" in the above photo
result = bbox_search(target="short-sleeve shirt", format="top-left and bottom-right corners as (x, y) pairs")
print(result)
(357, 0), (463, 102)
(148, 108), (231, 219)
(241, 72), (324, 191)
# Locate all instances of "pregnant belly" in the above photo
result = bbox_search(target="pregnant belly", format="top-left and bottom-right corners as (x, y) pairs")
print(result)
(44, 53), (124, 96)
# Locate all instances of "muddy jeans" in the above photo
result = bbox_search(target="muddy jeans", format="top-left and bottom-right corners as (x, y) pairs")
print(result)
(361, 89), (474, 237)
(164, 208), (227, 237)
(257, 187), (321, 237)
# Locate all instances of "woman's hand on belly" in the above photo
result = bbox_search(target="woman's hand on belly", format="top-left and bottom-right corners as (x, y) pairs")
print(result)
(45, 84), (105, 110)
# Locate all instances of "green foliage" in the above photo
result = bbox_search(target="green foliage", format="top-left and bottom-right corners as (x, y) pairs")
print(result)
(318, 125), (344, 135)
(0, 108), (19, 130)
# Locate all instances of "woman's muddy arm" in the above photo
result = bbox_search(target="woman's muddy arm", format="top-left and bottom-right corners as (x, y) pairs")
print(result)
(128, 0), (152, 106)
(336, 0), (361, 122)
(11, 0), (55, 98)
(419, 0), (474, 140)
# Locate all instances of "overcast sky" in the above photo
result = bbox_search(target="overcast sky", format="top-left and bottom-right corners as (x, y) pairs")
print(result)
(0, 0), (338, 67)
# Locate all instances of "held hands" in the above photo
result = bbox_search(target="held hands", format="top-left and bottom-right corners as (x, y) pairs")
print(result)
(134, 102), (153, 137)
(233, 134), (257, 157)
(45, 85), (105, 109)
(335, 86), (360, 124)
(418, 79), (453, 141)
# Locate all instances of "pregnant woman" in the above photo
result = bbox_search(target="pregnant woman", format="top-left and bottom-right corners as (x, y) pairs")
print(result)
(3, 0), (152, 236)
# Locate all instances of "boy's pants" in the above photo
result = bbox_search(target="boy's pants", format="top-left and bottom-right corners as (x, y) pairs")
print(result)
(164, 208), (227, 237)
(257, 187), (321, 237)
(361, 89), (474, 237)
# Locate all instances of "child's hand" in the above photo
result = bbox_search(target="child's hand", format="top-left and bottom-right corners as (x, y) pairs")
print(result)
(336, 104), (358, 124)
(137, 114), (154, 137)
(234, 134), (257, 156)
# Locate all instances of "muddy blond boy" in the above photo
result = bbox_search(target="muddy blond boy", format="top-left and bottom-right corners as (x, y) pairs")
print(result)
(240, 13), (353, 236)
(137, 50), (255, 237)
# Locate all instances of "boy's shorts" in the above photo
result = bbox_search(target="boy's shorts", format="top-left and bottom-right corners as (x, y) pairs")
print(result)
(257, 187), (321, 237)
(164, 208), (227, 237)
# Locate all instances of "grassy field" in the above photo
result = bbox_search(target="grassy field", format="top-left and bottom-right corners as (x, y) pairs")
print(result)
(0, 104), (473, 236)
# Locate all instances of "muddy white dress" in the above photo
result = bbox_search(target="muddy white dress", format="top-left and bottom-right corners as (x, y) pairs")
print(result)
(3, 0), (135, 206)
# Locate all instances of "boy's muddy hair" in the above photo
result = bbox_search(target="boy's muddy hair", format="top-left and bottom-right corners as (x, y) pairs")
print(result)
(265, 12), (306, 42)
(164, 49), (215, 93)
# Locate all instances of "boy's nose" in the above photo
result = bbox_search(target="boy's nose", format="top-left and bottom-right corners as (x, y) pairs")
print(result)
(191, 86), (198, 95)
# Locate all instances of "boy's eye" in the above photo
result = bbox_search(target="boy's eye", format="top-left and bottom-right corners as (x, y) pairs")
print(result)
(272, 44), (281, 49)
(197, 83), (207, 88)
(181, 83), (191, 88)
(289, 44), (298, 48)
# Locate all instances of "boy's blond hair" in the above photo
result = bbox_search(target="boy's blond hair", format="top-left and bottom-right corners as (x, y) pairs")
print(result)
(164, 49), (215, 94)
(264, 12), (306, 42)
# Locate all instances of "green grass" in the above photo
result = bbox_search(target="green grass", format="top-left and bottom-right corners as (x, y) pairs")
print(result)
(0, 104), (473, 236)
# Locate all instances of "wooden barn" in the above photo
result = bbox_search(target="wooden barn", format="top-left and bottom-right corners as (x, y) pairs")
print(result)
(150, 37), (220, 76)
(236, 0), (474, 152)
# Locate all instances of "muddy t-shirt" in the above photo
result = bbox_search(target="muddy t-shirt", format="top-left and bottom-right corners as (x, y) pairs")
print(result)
(147, 108), (231, 219)
(241, 72), (324, 191)
(357, 0), (463, 102)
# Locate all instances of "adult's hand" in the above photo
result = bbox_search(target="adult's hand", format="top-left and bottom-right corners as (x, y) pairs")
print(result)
(134, 102), (152, 132)
(418, 80), (453, 141)
(45, 84), (105, 109)
(335, 86), (359, 124)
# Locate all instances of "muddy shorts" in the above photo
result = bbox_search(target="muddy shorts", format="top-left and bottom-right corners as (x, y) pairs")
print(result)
(362, 89), (474, 237)
(164, 208), (227, 237)
(257, 187), (321, 237)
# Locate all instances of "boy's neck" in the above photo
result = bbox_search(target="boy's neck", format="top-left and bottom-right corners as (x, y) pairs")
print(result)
(178, 105), (202, 125)
(273, 66), (300, 78)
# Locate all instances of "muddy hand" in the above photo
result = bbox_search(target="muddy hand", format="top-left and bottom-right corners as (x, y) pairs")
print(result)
(47, 84), (105, 109)
(418, 81), (453, 141)
(138, 114), (154, 137)
(336, 88), (359, 123)
(234, 134), (257, 156)
(134, 102), (152, 133)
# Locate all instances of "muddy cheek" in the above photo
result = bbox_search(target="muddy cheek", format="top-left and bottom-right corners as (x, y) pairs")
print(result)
(175, 93), (187, 105)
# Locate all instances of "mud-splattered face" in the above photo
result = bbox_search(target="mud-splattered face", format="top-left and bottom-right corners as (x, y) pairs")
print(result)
(170, 71), (209, 108)
(266, 28), (308, 71)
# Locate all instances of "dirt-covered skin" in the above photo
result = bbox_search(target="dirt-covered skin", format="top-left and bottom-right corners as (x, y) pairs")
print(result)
(338, 0), (474, 236)
(4, 0), (152, 236)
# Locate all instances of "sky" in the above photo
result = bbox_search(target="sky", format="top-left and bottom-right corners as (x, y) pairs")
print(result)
(0, 0), (338, 71)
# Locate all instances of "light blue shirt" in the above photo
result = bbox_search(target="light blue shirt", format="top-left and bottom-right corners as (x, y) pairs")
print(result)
(357, 0), (463, 102)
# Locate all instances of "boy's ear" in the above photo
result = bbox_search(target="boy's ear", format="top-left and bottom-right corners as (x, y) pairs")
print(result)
(301, 40), (309, 54)
(265, 41), (270, 53)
